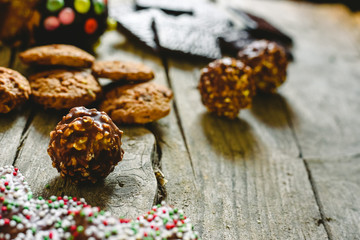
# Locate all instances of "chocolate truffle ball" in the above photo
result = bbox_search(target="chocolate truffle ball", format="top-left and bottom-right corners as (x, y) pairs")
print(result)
(237, 40), (288, 93)
(198, 57), (255, 119)
(48, 106), (124, 183)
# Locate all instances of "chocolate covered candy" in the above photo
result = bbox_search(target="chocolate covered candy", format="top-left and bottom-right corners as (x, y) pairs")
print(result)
(198, 57), (255, 119)
(237, 40), (288, 93)
(0, 165), (200, 239)
(48, 107), (124, 183)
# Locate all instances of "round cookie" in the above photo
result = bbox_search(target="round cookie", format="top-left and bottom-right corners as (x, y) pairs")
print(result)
(19, 44), (95, 67)
(100, 82), (173, 124)
(92, 60), (155, 82)
(29, 69), (101, 109)
(198, 57), (255, 119)
(237, 40), (288, 92)
(0, 67), (31, 113)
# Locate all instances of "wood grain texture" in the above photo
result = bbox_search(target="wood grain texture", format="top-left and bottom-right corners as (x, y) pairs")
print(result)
(96, 30), (199, 221)
(230, 0), (360, 159)
(0, 46), (31, 166)
(166, 59), (327, 239)
(306, 155), (360, 239)
(8, 30), (158, 218)
(221, 0), (360, 239)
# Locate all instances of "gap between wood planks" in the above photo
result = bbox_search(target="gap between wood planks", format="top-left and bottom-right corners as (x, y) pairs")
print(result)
(6, 46), (166, 209)
(282, 96), (333, 240)
(155, 38), (333, 240)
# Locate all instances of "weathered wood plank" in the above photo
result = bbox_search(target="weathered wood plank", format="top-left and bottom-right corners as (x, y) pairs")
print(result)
(59, 126), (158, 218)
(229, 0), (360, 159)
(220, 0), (360, 239)
(95, 30), (200, 220)
(10, 30), (158, 218)
(0, 46), (31, 166)
(306, 155), (360, 239)
(166, 58), (327, 239)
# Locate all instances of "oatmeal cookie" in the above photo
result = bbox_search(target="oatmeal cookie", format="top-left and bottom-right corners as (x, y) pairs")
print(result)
(100, 82), (173, 124)
(0, 67), (31, 113)
(29, 69), (101, 109)
(19, 44), (95, 67)
(92, 60), (155, 82)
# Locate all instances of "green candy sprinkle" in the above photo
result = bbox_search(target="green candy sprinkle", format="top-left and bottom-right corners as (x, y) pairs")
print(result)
(131, 227), (138, 234)
(77, 226), (84, 233)
(12, 215), (22, 223)
(46, 0), (64, 12)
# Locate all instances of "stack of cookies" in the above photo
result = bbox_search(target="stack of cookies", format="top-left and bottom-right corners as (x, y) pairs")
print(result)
(92, 61), (173, 124)
(19, 44), (102, 109)
(13, 44), (173, 124)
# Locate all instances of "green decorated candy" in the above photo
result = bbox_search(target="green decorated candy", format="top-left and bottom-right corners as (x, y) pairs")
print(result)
(74, 0), (91, 14)
(46, 0), (64, 12)
(93, 0), (105, 15)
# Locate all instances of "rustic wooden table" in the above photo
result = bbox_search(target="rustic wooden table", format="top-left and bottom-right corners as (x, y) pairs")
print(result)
(1, 0), (360, 239)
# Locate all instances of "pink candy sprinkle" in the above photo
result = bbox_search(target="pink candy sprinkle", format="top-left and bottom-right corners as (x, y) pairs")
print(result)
(58, 7), (75, 25)
(44, 16), (60, 31)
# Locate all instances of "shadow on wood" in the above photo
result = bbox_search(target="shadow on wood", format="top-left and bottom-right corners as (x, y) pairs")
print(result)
(200, 112), (258, 159)
(35, 175), (66, 199)
(251, 92), (297, 129)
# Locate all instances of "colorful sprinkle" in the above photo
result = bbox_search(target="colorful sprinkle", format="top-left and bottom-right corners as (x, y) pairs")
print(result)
(46, 0), (64, 12)
(84, 18), (98, 34)
(58, 7), (76, 25)
(74, 0), (91, 14)
(93, 0), (105, 15)
(0, 166), (200, 239)
(44, 16), (60, 31)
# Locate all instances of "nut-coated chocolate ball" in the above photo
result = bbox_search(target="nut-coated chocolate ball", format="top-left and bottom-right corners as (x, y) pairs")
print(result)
(238, 40), (288, 93)
(198, 57), (255, 119)
(48, 106), (124, 183)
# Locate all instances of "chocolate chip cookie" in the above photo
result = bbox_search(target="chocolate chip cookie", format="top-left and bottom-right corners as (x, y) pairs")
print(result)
(29, 69), (101, 109)
(92, 60), (155, 82)
(19, 44), (95, 67)
(0, 67), (31, 113)
(99, 82), (173, 124)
